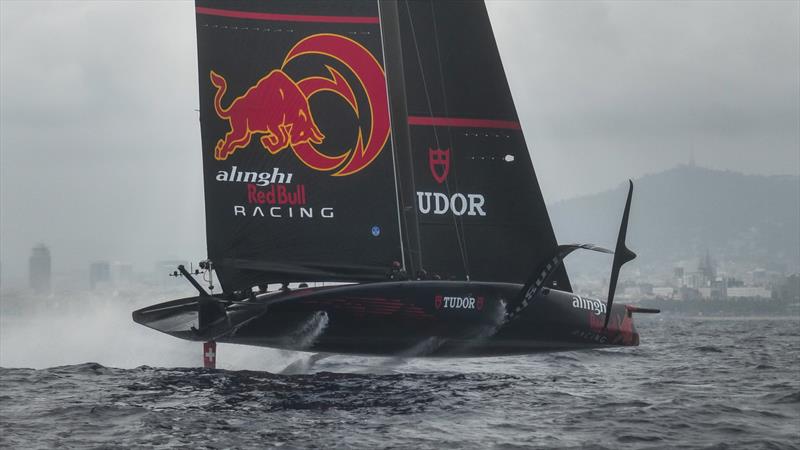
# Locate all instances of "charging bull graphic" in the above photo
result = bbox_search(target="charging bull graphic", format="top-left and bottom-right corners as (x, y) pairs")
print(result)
(211, 70), (324, 160)
(210, 33), (391, 176)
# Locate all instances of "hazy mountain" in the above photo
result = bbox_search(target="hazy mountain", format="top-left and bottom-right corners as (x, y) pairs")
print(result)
(549, 165), (800, 279)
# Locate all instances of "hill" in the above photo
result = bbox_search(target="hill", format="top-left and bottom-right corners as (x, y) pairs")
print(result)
(548, 165), (800, 280)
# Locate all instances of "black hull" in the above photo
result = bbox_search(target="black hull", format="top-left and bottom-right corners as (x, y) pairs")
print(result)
(133, 281), (641, 357)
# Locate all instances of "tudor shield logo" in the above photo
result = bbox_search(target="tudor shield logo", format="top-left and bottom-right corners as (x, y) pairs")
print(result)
(210, 34), (391, 176)
(417, 146), (487, 217)
(429, 148), (450, 184)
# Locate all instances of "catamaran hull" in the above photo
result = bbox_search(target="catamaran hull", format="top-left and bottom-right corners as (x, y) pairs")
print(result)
(133, 281), (640, 357)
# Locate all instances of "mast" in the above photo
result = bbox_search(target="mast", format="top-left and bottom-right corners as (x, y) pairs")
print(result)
(378, 0), (423, 276)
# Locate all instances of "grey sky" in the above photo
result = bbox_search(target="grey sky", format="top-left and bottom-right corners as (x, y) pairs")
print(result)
(489, 1), (799, 198)
(1, 1), (798, 280)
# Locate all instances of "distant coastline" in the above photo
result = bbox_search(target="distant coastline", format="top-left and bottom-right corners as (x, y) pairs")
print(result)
(636, 297), (800, 317)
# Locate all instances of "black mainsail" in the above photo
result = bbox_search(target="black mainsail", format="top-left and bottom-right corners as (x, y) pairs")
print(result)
(196, 0), (404, 290)
(196, 0), (569, 292)
(386, 0), (569, 286)
(134, 0), (655, 364)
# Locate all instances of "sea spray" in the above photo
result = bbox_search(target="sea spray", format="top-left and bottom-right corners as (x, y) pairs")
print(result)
(472, 298), (508, 340)
(401, 336), (446, 357)
(381, 336), (447, 367)
(280, 311), (329, 350)
(0, 286), (201, 369)
(279, 353), (331, 375)
(445, 298), (509, 355)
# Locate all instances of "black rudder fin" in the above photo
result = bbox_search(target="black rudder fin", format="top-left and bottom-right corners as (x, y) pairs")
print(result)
(605, 180), (637, 328)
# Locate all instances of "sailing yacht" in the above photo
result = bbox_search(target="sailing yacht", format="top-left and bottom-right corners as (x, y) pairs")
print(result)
(134, 0), (658, 367)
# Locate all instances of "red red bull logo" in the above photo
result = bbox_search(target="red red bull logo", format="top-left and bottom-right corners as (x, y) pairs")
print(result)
(211, 70), (324, 160)
(209, 33), (390, 176)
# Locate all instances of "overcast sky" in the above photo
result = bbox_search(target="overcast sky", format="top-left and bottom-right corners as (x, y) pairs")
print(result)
(1, 1), (798, 281)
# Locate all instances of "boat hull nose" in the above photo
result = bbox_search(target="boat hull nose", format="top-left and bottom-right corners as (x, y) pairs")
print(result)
(132, 295), (205, 341)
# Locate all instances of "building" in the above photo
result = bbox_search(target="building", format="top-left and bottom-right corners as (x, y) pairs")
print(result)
(29, 244), (52, 294)
(777, 274), (799, 302)
(673, 267), (685, 286)
(698, 250), (716, 285)
(727, 287), (772, 299)
(652, 287), (675, 299)
(90, 261), (112, 289)
(111, 262), (134, 285)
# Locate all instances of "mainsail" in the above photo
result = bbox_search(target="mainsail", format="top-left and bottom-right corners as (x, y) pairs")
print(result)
(196, 0), (403, 289)
(195, 0), (569, 291)
(383, 0), (569, 286)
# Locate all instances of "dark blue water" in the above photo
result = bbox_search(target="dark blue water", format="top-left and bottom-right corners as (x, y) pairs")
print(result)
(2, 317), (798, 449)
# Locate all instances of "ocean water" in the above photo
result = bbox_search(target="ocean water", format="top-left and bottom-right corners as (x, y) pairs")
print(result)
(1, 302), (798, 448)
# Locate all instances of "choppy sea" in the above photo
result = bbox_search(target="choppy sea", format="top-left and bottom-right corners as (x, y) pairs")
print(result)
(1, 306), (798, 448)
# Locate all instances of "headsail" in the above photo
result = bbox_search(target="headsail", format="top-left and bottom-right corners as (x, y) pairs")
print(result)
(195, 1), (403, 290)
(382, 1), (570, 287)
